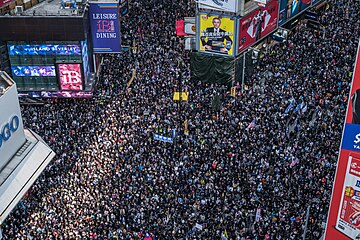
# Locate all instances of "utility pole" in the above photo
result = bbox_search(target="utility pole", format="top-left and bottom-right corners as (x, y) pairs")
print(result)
(241, 51), (246, 92)
(177, 59), (184, 145)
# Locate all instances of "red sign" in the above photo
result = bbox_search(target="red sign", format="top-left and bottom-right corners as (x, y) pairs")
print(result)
(0, 0), (15, 8)
(325, 42), (360, 239)
(238, 0), (278, 54)
(58, 64), (83, 91)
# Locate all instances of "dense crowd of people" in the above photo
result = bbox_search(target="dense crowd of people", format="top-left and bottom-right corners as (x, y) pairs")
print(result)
(2, 0), (360, 239)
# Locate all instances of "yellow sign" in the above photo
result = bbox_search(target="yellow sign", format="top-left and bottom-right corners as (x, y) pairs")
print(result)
(230, 87), (236, 97)
(173, 92), (189, 101)
(184, 119), (188, 134)
(199, 15), (235, 56)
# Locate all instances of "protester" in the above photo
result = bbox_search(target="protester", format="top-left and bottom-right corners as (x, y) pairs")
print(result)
(1, 0), (360, 239)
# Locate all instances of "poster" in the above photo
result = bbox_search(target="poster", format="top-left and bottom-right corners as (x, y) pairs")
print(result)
(198, 14), (235, 56)
(238, 0), (278, 54)
(336, 154), (360, 238)
(325, 41), (360, 240)
(89, 1), (121, 53)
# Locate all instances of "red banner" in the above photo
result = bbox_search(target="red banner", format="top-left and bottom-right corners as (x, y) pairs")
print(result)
(238, 0), (278, 54)
(325, 42), (360, 240)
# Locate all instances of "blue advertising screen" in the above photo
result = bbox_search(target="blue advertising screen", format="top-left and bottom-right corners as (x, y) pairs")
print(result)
(8, 44), (81, 55)
(89, 2), (121, 53)
(278, 0), (312, 26)
(12, 66), (56, 77)
(81, 40), (90, 84)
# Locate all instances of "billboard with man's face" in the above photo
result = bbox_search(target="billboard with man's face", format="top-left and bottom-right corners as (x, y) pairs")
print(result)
(198, 15), (235, 56)
(238, 0), (278, 54)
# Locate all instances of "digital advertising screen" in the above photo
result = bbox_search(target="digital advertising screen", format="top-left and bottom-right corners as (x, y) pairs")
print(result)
(41, 91), (93, 98)
(198, 14), (235, 56)
(11, 66), (56, 77)
(89, 1), (121, 53)
(57, 63), (83, 91)
(278, 0), (311, 26)
(8, 44), (81, 55)
(81, 40), (90, 84)
(325, 41), (360, 240)
(238, 0), (278, 54)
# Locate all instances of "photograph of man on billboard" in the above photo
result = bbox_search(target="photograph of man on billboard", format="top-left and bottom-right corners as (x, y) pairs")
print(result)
(199, 15), (234, 55)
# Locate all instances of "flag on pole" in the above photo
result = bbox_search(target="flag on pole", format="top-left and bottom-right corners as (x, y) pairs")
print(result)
(247, 119), (256, 129)
(290, 157), (299, 168)
(302, 104), (308, 113)
(285, 102), (294, 113)
(255, 208), (262, 222)
(293, 102), (303, 113)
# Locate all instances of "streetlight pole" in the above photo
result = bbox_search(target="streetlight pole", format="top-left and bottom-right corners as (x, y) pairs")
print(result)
(177, 59), (183, 145)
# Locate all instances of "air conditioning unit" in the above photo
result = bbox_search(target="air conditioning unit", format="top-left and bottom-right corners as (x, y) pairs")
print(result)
(15, 6), (24, 14)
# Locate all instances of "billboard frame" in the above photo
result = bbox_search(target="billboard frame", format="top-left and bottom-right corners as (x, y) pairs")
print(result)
(236, 0), (279, 55)
(196, 12), (239, 58)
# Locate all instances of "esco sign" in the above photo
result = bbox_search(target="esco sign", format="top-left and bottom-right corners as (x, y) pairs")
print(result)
(0, 116), (20, 149)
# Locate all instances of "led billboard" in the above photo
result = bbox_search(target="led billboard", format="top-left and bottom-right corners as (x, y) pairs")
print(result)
(8, 44), (81, 55)
(278, 0), (311, 26)
(11, 66), (56, 77)
(57, 63), (83, 91)
(89, 1), (121, 53)
(325, 41), (360, 240)
(81, 40), (90, 84)
(238, 0), (278, 54)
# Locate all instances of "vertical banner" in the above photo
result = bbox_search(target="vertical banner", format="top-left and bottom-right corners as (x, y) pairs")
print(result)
(89, 1), (121, 53)
(278, 0), (311, 26)
(325, 41), (360, 240)
(198, 14), (235, 56)
(81, 40), (90, 85)
(238, 0), (278, 54)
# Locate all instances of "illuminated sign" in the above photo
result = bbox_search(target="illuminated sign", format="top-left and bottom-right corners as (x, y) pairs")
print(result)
(8, 44), (81, 55)
(0, 116), (20, 149)
(11, 66), (56, 77)
(89, 2), (121, 53)
(81, 40), (90, 84)
(58, 63), (83, 91)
